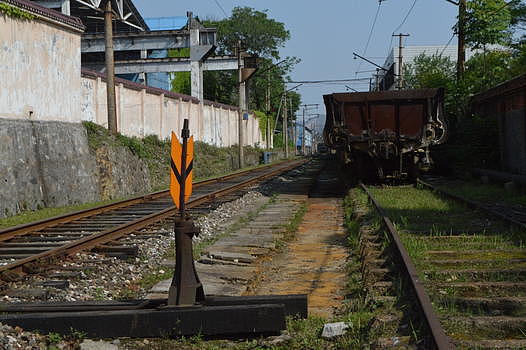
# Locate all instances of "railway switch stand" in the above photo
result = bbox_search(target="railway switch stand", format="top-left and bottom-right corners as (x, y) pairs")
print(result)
(168, 215), (205, 306)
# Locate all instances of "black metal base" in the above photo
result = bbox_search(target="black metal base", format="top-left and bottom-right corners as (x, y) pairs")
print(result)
(0, 295), (307, 338)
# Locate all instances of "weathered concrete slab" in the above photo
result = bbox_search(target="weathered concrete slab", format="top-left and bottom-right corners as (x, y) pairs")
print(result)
(148, 192), (308, 300)
(196, 262), (253, 282)
(198, 257), (251, 267)
(204, 245), (270, 257)
(205, 251), (256, 264)
(217, 238), (276, 249)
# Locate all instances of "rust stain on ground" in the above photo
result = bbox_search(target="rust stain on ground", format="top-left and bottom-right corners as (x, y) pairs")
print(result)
(248, 197), (348, 318)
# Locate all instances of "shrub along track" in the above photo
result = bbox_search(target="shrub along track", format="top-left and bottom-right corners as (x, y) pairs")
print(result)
(360, 181), (526, 349)
(0, 160), (306, 282)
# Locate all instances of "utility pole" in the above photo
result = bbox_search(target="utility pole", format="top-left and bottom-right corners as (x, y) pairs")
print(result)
(266, 71), (271, 150)
(283, 94), (289, 158)
(392, 33), (410, 90)
(457, 0), (466, 79)
(237, 41), (245, 169)
(104, 0), (117, 134)
(292, 120), (297, 155)
(302, 107), (306, 155)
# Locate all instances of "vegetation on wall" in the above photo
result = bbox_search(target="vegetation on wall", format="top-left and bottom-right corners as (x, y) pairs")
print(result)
(0, 3), (36, 20)
(83, 121), (265, 189)
(402, 0), (526, 172)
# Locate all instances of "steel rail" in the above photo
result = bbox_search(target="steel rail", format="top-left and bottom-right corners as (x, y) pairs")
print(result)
(417, 178), (526, 231)
(359, 182), (453, 350)
(0, 159), (307, 274)
(0, 160), (294, 242)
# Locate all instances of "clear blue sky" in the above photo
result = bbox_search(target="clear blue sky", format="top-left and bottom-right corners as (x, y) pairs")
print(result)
(133, 0), (459, 121)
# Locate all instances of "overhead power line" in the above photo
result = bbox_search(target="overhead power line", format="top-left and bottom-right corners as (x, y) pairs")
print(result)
(440, 33), (456, 56)
(388, 0), (418, 51)
(211, 0), (229, 17)
(356, 0), (384, 74)
(286, 78), (371, 84)
(393, 0), (419, 33)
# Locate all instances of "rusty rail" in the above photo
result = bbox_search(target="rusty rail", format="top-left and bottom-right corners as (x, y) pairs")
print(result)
(417, 178), (526, 231)
(0, 159), (295, 242)
(359, 182), (453, 350)
(0, 159), (307, 273)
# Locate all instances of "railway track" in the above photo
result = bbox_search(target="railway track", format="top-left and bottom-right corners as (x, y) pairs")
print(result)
(419, 176), (526, 228)
(0, 160), (306, 278)
(359, 180), (526, 349)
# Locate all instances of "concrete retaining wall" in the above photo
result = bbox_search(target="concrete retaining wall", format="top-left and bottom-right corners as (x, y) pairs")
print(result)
(0, 119), (99, 217)
(0, 119), (152, 218)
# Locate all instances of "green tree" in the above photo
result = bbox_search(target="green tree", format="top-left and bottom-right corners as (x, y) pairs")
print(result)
(170, 72), (191, 95)
(509, 40), (526, 76)
(404, 53), (456, 89)
(168, 48), (191, 95)
(203, 8), (301, 123)
(464, 49), (513, 92)
(464, 0), (512, 48)
(171, 8), (301, 133)
(216, 7), (290, 59)
(404, 53), (463, 118)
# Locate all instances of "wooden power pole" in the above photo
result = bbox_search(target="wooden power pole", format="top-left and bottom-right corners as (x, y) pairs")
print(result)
(104, 0), (117, 134)
(457, 0), (466, 79)
(237, 41), (245, 169)
(283, 94), (289, 158)
(266, 71), (271, 150)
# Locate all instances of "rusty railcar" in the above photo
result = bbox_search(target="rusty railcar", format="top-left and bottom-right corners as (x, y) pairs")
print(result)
(323, 89), (447, 180)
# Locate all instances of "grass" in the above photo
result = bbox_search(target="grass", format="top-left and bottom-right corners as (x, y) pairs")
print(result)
(84, 121), (268, 192)
(429, 180), (526, 208)
(0, 198), (119, 229)
(2, 121), (289, 227)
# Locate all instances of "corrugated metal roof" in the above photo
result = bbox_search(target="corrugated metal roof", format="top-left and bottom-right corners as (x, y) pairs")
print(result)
(145, 16), (187, 31)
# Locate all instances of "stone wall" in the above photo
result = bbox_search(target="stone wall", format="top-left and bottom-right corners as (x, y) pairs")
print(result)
(0, 119), (151, 218)
(0, 119), (99, 217)
(94, 146), (150, 200)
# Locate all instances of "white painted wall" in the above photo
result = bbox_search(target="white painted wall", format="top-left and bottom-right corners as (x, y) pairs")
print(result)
(0, 8), (82, 122)
(80, 72), (264, 147)
(0, 3), (264, 148)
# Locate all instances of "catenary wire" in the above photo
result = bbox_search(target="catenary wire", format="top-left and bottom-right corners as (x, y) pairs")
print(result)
(212, 0), (229, 17)
(356, 1), (383, 74)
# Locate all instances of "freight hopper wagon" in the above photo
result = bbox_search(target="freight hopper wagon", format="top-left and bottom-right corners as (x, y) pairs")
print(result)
(323, 89), (446, 180)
